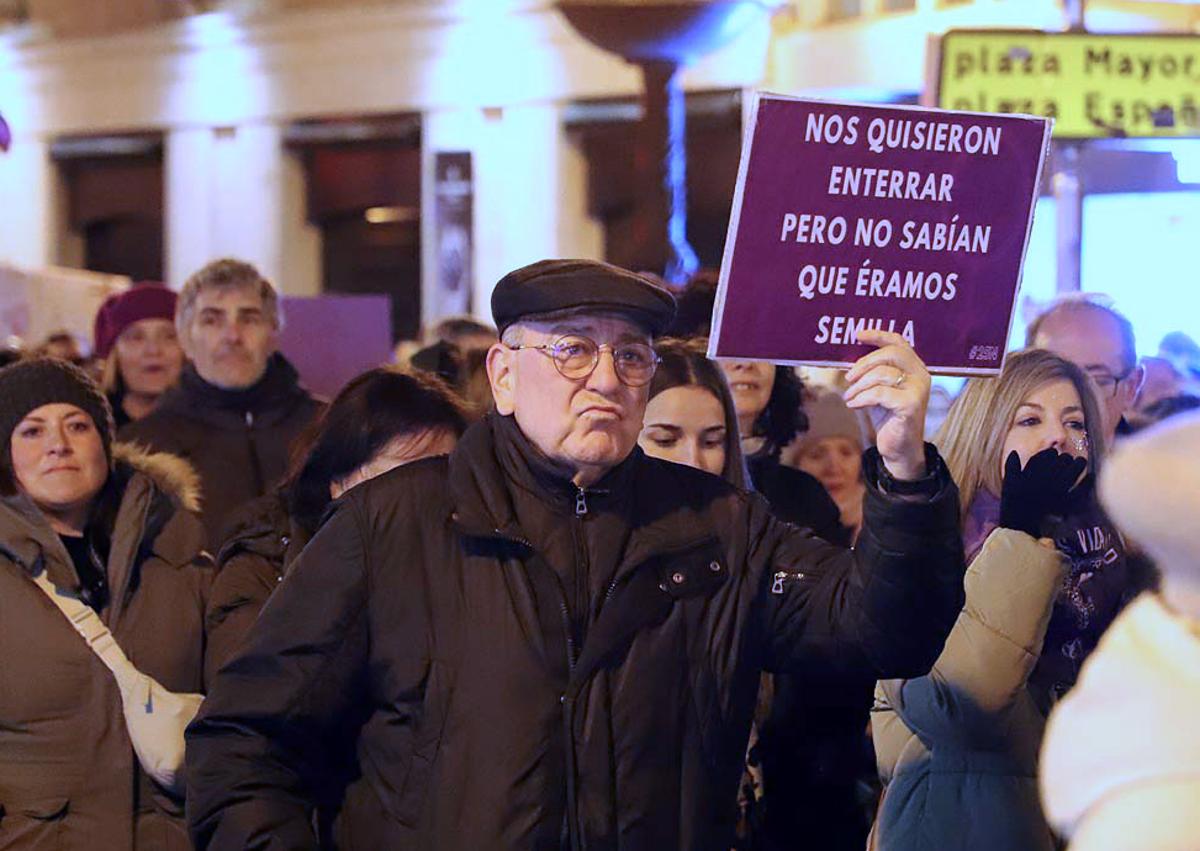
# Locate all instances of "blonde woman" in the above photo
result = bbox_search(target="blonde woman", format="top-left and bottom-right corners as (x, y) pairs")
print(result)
(871, 349), (1133, 851)
(92, 284), (184, 429)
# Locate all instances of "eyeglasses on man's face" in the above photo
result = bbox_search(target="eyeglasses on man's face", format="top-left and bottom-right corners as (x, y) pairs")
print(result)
(505, 334), (660, 387)
(1087, 366), (1133, 399)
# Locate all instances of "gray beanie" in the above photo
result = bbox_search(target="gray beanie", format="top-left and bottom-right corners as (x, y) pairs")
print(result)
(793, 388), (865, 455)
(0, 358), (115, 468)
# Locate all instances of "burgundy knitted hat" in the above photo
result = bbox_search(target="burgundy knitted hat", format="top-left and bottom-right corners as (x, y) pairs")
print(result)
(92, 283), (178, 359)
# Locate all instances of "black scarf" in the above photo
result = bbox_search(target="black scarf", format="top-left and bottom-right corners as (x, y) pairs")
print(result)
(176, 352), (304, 416)
(964, 489), (1132, 697)
(489, 412), (637, 516)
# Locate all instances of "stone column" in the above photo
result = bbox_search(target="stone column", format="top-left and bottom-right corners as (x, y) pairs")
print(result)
(0, 136), (57, 269)
(166, 123), (319, 293)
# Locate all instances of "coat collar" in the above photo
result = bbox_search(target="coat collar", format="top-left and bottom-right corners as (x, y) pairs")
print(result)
(0, 446), (204, 594)
(449, 413), (636, 537)
(158, 353), (312, 426)
(448, 414), (716, 567)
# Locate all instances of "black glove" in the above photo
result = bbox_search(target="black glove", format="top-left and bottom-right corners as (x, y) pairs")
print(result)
(998, 448), (1088, 539)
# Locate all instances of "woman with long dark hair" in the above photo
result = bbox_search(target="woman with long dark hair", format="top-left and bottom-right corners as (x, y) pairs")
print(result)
(204, 367), (470, 680)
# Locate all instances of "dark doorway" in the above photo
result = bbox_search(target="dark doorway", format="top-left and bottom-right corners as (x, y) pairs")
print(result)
(289, 116), (423, 342)
(54, 135), (164, 281)
(566, 90), (743, 274)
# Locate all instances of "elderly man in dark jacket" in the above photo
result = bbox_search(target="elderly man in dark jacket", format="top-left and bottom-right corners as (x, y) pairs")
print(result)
(120, 258), (322, 546)
(186, 259), (966, 851)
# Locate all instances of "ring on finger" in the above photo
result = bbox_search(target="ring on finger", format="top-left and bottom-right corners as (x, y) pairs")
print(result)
(892, 371), (907, 388)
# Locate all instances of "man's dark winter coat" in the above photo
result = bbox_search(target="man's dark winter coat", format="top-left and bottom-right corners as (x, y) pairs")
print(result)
(746, 451), (850, 547)
(203, 491), (310, 684)
(120, 354), (322, 546)
(186, 414), (965, 851)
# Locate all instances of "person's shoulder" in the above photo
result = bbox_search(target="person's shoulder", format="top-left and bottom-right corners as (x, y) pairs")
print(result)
(113, 441), (203, 513)
(755, 454), (824, 493)
(290, 388), (326, 418)
(327, 457), (455, 565)
(109, 444), (213, 574)
(210, 546), (281, 603)
(754, 456), (839, 512)
(117, 404), (203, 447)
(775, 463), (839, 505)
(116, 406), (170, 437)
(342, 456), (453, 518)
(634, 452), (745, 510)
(215, 492), (290, 568)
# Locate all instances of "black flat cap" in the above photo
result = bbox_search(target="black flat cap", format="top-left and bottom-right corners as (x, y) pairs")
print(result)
(491, 259), (676, 336)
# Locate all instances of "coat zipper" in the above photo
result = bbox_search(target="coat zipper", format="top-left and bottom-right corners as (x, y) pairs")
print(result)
(566, 487), (595, 851)
(771, 569), (807, 594)
(504, 528), (583, 851)
(245, 410), (266, 496)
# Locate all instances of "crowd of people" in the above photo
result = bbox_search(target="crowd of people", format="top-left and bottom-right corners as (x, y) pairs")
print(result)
(0, 254), (1197, 851)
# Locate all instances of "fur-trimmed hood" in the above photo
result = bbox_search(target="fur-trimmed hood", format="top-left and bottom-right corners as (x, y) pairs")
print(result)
(112, 441), (203, 514)
(0, 441), (209, 610)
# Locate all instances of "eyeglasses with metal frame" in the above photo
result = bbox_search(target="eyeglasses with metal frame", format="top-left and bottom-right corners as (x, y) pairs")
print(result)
(504, 334), (661, 387)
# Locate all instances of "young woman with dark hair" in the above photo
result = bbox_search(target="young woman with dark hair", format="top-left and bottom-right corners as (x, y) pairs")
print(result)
(720, 359), (847, 546)
(204, 366), (470, 681)
(638, 337), (749, 489)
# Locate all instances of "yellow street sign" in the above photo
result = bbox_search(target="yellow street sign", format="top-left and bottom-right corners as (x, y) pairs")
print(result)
(936, 29), (1200, 139)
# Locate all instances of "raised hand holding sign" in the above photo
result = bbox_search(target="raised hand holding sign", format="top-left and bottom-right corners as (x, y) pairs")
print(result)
(844, 328), (932, 480)
(709, 94), (1051, 376)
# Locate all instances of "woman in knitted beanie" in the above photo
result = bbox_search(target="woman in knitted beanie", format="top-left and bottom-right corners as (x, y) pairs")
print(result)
(92, 283), (183, 429)
(0, 358), (211, 851)
(785, 387), (868, 542)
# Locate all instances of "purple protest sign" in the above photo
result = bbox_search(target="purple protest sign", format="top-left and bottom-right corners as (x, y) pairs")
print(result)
(709, 95), (1052, 374)
(278, 294), (394, 398)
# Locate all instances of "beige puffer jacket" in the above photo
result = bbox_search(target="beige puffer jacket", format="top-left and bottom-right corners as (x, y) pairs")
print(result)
(871, 527), (1067, 851)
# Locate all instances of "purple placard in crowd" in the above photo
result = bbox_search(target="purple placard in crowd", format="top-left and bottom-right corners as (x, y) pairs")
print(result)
(278, 294), (394, 398)
(709, 94), (1052, 375)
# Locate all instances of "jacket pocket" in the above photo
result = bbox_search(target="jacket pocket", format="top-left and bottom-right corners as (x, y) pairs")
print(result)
(654, 540), (733, 769)
(0, 797), (69, 851)
(395, 660), (455, 828)
(655, 539), (727, 601)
